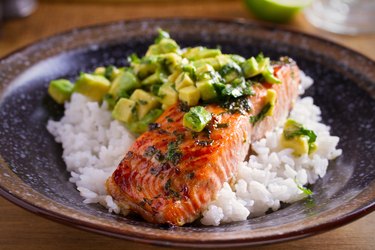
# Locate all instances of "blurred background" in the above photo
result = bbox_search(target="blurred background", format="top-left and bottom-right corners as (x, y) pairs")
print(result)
(0, 0), (374, 59)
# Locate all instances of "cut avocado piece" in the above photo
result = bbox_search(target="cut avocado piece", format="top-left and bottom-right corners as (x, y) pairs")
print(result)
(132, 61), (157, 80)
(178, 85), (200, 106)
(146, 38), (180, 56)
(182, 47), (221, 60)
(158, 83), (178, 108)
(280, 135), (309, 156)
(196, 64), (215, 76)
(127, 109), (163, 134)
(241, 57), (260, 78)
(74, 73), (110, 101)
(281, 119), (318, 156)
(196, 80), (217, 101)
(183, 106), (212, 132)
(175, 72), (194, 91)
(112, 98), (136, 123)
(141, 69), (167, 86)
(264, 89), (277, 117)
(167, 70), (182, 83)
(130, 89), (160, 119)
(160, 53), (182, 72)
(48, 79), (74, 104)
(109, 71), (140, 98)
(94, 67), (105, 76)
(192, 57), (220, 70)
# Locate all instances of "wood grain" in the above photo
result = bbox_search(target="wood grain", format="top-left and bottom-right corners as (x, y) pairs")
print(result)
(0, 1), (374, 250)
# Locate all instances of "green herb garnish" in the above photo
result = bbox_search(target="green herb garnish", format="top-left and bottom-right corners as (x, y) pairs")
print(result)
(250, 102), (271, 124)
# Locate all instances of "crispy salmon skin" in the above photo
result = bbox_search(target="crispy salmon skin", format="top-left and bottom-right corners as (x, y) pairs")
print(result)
(106, 61), (300, 225)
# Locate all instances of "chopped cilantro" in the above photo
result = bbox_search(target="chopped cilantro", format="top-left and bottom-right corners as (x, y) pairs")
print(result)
(249, 102), (271, 124)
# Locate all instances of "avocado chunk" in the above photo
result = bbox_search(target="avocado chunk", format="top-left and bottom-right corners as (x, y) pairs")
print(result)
(160, 53), (182, 72)
(241, 57), (260, 78)
(183, 106), (212, 132)
(130, 89), (160, 119)
(178, 85), (200, 106)
(196, 64), (214, 75)
(94, 67), (105, 76)
(167, 70), (182, 83)
(182, 47), (221, 60)
(196, 80), (217, 101)
(280, 135), (310, 156)
(48, 79), (74, 104)
(192, 57), (220, 70)
(109, 71), (140, 98)
(127, 109), (163, 134)
(158, 83), (178, 108)
(262, 66), (282, 84)
(175, 72), (194, 91)
(264, 89), (277, 117)
(132, 61), (158, 80)
(74, 73), (110, 101)
(112, 98), (136, 123)
(141, 69), (167, 86)
(281, 119), (318, 156)
(146, 38), (180, 56)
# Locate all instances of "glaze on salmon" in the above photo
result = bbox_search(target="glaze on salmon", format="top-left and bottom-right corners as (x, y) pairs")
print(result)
(106, 61), (301, 225)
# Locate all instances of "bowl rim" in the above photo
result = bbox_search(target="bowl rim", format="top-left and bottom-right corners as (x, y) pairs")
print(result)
(0, 17), (374, 248)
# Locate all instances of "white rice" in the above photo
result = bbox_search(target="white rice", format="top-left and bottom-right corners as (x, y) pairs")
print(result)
(47, 71), (342, 225)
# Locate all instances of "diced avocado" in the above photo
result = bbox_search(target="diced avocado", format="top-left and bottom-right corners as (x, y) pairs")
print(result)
(146, 38), (180, 56)
(256, 53), (270, 72)
(127, 108), (163, 134)
(160, 53), (182, 72)
(109, 71), (140, 98)
(74, 73), (110, 101)
(196, 64), (215, 75)
(281, 119), (318, 156)
(175, 72), (194, 90)
(242, 57), (260, 78)
(264, 89), (277, 117)
(182, 47), (221, 60)
(280, 135), (309, 156)
(196, 80), (217, 101)
(94, 67), (105, 76)
(48, 79), (74, 104)
(263, 67), (282, 84)
(183, 106), (212, 132)
(168, 70), (182, 83)
(230, 54), (246, 64)
(104, 66), (121, 81)
(216, 55), (233, 68)
(130, 89), (160, 119)
(132, 61), (157, 79)
(192, 57), (220, 70)
(182, 64), (196, 79)
(158, 83), (178, 108)
(142, 69), (167, 86)
(112, 98), (136, 123)
(178, 86), (200, 106)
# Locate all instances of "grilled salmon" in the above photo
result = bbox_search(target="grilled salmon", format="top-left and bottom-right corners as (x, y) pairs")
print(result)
(106, 60), (300, 225)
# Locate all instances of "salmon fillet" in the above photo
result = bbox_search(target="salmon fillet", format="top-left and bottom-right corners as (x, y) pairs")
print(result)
(106, 60), (300, 225)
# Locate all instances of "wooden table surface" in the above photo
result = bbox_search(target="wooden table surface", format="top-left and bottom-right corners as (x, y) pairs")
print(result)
(0, 1), (374, 250)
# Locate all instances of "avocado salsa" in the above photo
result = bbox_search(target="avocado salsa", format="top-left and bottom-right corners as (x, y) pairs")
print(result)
(48, 29), (286, 135)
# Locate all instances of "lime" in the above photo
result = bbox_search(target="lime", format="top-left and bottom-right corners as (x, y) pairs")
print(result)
(243, 0), (312, 23)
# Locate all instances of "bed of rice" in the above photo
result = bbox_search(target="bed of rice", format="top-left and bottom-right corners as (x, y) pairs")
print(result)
(47, 71), (342, 225)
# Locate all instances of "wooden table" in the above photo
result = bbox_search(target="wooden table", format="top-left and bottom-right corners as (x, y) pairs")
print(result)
(0, 1), (374, 249)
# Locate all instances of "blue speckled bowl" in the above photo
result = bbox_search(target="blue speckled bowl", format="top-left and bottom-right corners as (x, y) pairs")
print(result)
(0, 19), (374, 247)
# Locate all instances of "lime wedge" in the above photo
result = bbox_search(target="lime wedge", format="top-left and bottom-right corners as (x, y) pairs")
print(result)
(244, 0), (312, 23)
